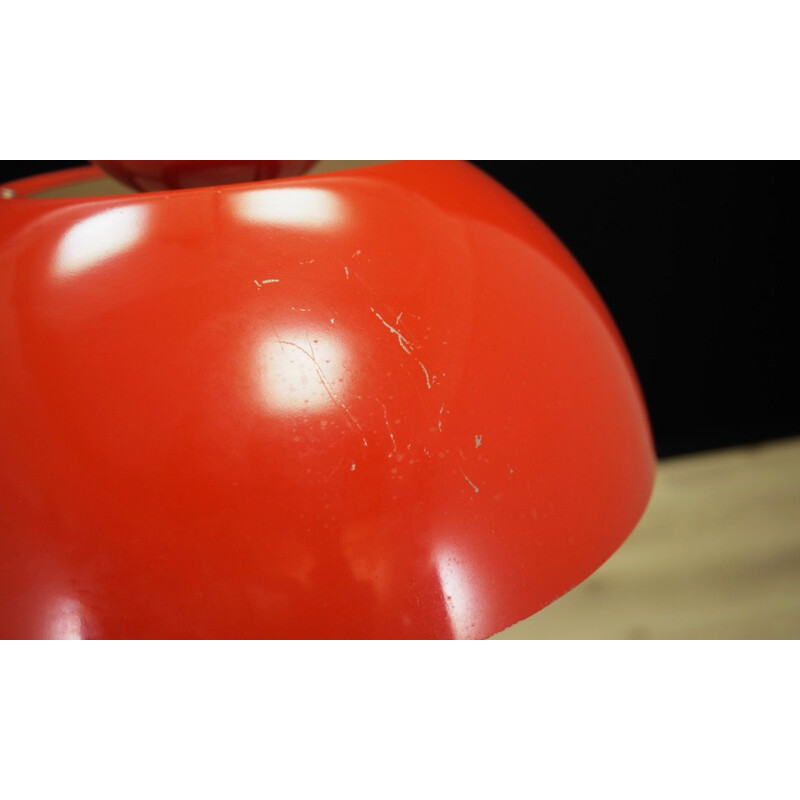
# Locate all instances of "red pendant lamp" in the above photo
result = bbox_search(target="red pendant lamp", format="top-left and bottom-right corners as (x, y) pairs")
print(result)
(0, 160), (654, 638)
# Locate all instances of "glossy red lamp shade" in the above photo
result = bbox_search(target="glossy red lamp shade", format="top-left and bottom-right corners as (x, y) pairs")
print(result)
(0, 161), (654, 639)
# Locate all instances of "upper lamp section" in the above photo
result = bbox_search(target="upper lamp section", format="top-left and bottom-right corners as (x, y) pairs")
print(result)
(93, 160), (317, 192)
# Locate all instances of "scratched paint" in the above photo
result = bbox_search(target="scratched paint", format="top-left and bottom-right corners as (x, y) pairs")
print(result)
(369, 306), (432, 389)
(376, 398), (398, 456)
(459, 468), (480, 493)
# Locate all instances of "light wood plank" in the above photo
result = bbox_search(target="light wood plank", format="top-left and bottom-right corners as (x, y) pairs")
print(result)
(493, 437), (800, 639)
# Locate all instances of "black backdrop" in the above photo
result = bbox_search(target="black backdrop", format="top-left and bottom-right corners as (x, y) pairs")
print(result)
(2, 161), (797, 458)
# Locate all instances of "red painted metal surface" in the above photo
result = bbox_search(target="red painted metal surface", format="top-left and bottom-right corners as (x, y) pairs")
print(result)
(0, 161), (654, 638)
(94, 160), (316, 191)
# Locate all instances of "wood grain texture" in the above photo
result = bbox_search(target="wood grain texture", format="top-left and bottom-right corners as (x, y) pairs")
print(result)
(493, 437), (800, 639)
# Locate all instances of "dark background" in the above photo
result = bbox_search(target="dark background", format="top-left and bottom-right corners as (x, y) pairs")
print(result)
(3, 161), (797, 458)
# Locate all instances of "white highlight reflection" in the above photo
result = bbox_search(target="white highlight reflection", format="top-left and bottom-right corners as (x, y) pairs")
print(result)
(54, 205), (147, 278)
(233, 187), (343, 229)
(435, 548), (482, 639)
(49, 597), (86, 640)
(257, 332), (348, 413)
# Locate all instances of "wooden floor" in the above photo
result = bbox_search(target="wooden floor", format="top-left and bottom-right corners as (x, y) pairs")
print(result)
(493, 437), (800, 639)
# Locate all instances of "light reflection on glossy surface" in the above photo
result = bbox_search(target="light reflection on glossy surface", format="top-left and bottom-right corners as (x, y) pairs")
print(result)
(233, 187), (344, 229)
(257, 330), (350, 414)
(49, 597), (86, 640)
(436, 548), (483, 640)
(54, 205), (148, 278)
